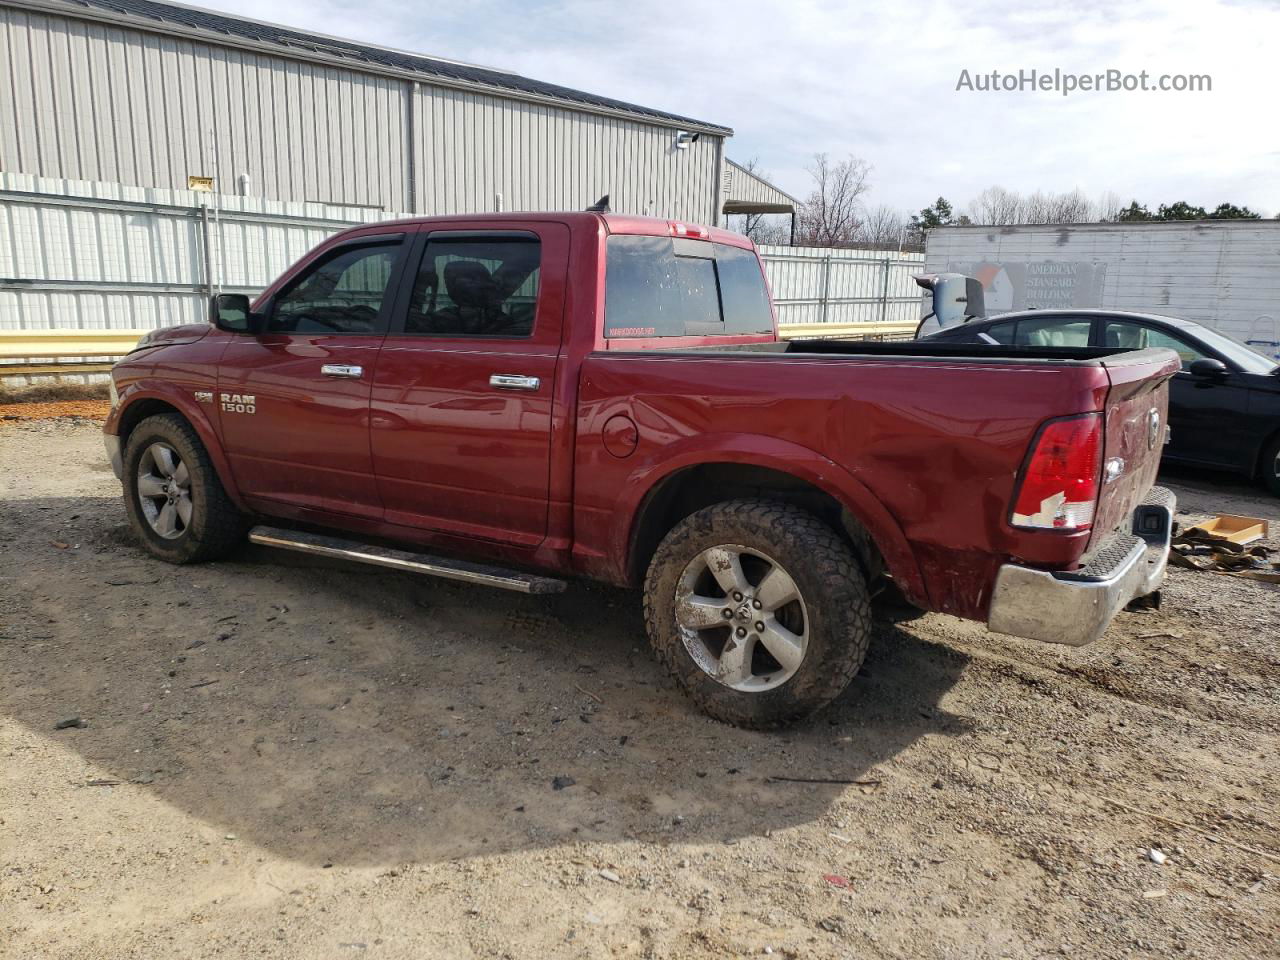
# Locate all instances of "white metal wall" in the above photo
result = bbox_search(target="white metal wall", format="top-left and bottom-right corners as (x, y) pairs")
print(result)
(758, 244), (926, 325)
(925, 222), (1280, 349)
(0, 173), (386, 331)
(0, 5), (724, 223)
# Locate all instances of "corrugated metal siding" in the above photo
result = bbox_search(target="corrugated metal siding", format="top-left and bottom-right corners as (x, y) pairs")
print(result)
(0, 6), (408, 209)
(1, 5), (723, 222)
(759, 244), (925, 325)
(723, 161), (797, 209)
(925, 222), (1280, 344)
(412, 84), (719, 221)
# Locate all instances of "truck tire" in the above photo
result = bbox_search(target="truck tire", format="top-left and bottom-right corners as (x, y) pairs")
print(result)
(643, 499), (872, 728)
(1263, 434), (1280, 498)
(122, 413), (247, 563)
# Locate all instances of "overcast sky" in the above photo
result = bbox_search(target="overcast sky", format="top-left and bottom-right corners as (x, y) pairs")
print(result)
(204, 0), (1279, 218)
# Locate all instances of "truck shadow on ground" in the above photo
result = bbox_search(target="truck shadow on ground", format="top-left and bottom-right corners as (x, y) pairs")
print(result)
(2, 495), (973, 869)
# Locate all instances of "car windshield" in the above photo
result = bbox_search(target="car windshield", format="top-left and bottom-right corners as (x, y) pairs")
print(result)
(1186, 322), (1278, 374)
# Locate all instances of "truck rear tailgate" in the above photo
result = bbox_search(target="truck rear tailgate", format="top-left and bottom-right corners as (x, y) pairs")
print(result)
(1088, 348), (1180, 554)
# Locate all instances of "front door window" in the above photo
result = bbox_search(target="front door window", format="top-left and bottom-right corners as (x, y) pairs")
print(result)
(269, 244), (402, 335)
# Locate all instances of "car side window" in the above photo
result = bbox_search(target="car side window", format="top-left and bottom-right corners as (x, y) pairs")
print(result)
(1102, 321), (1206, 369)
(405, 236), (541, 338)
(1012, 316), (1091, 347)
(977, 321), (1016, 344)
(269, 241), (403, 335)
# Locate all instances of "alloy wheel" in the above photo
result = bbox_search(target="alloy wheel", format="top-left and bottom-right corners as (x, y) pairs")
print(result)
(673, 544), (809, 692)
(136, 442), (192, 540)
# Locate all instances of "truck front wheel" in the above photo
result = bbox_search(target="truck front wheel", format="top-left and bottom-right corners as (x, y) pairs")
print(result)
(122, 413), (247, 564)
(643, 499), (872, 728)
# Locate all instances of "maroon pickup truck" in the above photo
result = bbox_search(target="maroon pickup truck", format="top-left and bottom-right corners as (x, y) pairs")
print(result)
(103, 212), (1179, 727)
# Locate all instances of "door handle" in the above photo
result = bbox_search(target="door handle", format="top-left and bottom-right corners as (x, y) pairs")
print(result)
(489, 374), (541, 391)
(321, 364), (363, 379)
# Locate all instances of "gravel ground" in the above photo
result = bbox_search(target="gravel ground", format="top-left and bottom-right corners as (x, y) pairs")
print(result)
(1, 419), (1277, 960)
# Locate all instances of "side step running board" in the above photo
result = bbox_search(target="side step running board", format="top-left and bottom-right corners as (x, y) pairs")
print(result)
(247, 525), (567, 595)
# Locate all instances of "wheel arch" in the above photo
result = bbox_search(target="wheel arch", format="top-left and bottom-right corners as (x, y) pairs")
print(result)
(1254, 424), (1280, 484)
(620, 440), (925, 604)
(113, 387), (246, 509)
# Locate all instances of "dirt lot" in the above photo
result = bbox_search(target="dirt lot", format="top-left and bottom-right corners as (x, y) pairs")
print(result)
(2, 418), (1277, 960)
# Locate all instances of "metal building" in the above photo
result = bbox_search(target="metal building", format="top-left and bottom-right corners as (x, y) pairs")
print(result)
(0, 0), (794, 224)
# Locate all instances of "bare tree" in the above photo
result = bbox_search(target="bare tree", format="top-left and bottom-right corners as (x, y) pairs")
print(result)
(967, 186), (1022, 225)
(1095, 190), (1123, 222)
(795, 153), (871, 246)
(1047, 188), (1093, 223)
(855, 204), (908, 247)
(965, 186), (1128, 225)
(729, 158), (773, 241)
(752, 218), (792, 245)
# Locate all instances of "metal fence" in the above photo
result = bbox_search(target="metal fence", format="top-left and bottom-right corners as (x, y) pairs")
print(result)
(0, 176), (924, 382)
(0, 172), (390, 335)
(757, 244), (926, 326)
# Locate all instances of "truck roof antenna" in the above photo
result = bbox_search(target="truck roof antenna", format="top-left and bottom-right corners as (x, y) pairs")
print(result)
(586, 194), (610, 213)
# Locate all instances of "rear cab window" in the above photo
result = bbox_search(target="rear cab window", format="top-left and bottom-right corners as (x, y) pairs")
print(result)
(604, 235), (774, 341)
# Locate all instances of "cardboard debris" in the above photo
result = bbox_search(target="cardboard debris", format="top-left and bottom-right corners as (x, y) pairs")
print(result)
(1169, 524), (1280, 584)
(1187, 514), (1269, 545)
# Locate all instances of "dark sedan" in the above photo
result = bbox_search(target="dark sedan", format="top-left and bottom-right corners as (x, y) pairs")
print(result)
(921, 309), (1280, 495)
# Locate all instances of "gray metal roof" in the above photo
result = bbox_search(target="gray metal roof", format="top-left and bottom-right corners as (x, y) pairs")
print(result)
(49, 0), (732, 134)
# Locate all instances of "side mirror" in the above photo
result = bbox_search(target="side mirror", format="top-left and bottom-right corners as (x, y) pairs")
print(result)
(211, 293), (260, 333)
(1188, 357), (1228, 379)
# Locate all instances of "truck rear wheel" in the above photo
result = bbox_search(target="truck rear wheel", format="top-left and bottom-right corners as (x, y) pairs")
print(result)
(643, 499), (872, 728)
(122, 413), (247, 564)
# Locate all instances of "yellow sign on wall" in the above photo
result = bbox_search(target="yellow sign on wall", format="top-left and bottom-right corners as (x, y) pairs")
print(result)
(187, 175), (214, 192)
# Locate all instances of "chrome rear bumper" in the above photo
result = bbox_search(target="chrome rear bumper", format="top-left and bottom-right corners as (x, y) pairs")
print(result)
(987, 487), (1175, 647)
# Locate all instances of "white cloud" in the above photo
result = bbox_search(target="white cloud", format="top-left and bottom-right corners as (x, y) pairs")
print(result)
(200, 0), (1280, 216)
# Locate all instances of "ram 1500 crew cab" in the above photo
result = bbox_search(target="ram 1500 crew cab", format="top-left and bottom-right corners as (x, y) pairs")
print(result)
(104, 213), (1179, 727)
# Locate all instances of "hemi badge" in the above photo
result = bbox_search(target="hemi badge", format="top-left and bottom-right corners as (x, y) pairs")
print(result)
(193, 391), (213, 403)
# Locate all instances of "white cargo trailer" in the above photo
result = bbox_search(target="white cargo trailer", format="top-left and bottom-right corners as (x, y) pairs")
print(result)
(924, 220), (1280, 361)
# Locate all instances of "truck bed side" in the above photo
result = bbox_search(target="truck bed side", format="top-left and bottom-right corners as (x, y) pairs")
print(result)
(571, 347), (1178, 621)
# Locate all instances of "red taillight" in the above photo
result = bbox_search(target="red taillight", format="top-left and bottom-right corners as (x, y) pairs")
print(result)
(1011, 413), (1102, 531)
(669, 221), (708, 239)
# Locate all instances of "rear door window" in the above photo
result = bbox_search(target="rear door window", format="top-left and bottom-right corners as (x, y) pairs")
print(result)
(403, 235), (541, 338)
(604, 236), (773, 338)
